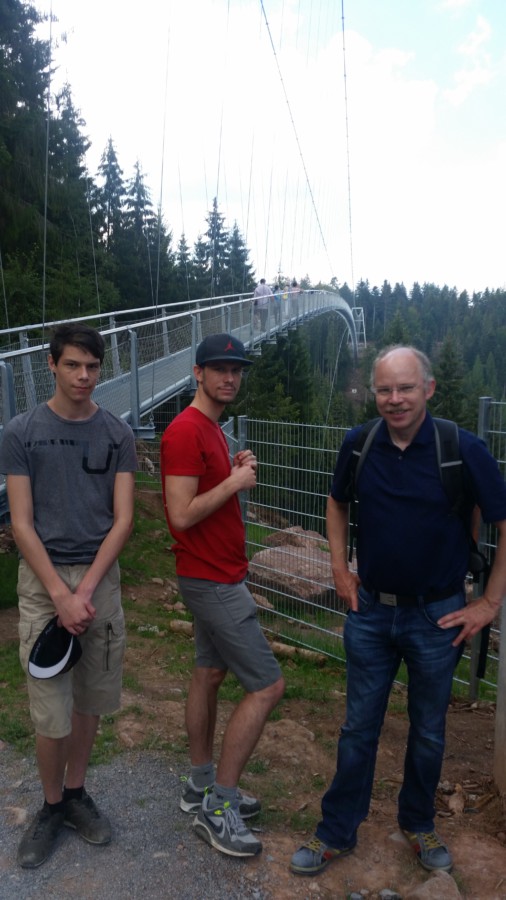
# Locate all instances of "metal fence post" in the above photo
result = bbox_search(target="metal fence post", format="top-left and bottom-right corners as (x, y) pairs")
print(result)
(237, 415), (248, 525)
(469, 397), (493, 700)
(494, 603), (506, 792)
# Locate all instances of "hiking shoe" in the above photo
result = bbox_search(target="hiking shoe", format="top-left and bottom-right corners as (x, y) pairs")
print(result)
(180, 776), (261, 818)
(64, 789), (111, 845)
(290, 836), (353, 875)
(402, 829), (453, 872)
(193, 794), (262, 857)
(17, 803), (64, 869)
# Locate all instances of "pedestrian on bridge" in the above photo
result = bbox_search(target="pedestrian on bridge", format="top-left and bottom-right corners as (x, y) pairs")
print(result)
(252, 278), (273, 331)
(0, 323), (137, 869)
(161, 332), (285, 859)
(290, 344), (506, 879)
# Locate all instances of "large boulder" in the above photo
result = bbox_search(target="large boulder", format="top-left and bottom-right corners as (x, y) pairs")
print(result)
(248, 526), (343, 609)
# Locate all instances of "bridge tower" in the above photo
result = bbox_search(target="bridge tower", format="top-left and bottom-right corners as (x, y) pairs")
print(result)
(351, 307), (366, 348)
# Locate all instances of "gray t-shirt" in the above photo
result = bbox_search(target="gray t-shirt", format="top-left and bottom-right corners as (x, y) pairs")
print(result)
(0, 403), (137, 563)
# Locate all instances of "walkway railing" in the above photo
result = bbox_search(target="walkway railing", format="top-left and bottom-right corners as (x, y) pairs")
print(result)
(0, 290), (358, 434)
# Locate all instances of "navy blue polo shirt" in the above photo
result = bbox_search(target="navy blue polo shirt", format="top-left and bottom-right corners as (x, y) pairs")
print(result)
(330, 413), (506, 596)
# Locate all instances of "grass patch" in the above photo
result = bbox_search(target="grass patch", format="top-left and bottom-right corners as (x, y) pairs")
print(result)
(119, 491), (175, 586)
(0, 550), (19, 610)
(0, 641), (33, 751)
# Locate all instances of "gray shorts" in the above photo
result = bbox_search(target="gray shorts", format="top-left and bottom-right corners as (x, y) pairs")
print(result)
(177, 576), (282, 693)
(18, 560), (125, 739)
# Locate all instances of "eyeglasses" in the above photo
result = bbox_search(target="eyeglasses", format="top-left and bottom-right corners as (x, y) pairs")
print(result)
(372, 384), (420, 397)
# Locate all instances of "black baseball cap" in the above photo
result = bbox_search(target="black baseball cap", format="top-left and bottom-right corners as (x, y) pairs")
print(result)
(28, 616), (82, 679)
(195, 333), (253, 367)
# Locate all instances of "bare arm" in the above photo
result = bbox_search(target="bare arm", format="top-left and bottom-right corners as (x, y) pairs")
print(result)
(438, 518), (506, 646)
(165, 450), (257, 531)
(326, 494), (360, 611)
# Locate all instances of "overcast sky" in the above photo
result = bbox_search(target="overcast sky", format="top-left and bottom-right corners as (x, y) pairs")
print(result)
(35, 0), (506, 295)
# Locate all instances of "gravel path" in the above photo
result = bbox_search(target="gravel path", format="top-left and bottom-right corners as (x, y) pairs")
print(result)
(0, 746), (276, 900)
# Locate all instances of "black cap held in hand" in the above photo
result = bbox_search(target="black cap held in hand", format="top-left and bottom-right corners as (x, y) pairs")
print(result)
(28, 616), (82, 679)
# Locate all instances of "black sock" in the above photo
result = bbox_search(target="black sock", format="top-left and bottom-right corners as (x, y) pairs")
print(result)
(46, 798), (65, 814)
(63, 786), (84, 803)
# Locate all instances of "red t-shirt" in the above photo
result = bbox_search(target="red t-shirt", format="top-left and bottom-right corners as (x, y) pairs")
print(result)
(160, 406), (248, 582)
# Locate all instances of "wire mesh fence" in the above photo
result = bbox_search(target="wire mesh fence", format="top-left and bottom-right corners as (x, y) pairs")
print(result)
(139, 405), (506, 701)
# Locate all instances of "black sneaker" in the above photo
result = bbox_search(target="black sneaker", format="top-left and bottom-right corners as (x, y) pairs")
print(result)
(64, 789), (111, 845)
(17, 803), (64, 869)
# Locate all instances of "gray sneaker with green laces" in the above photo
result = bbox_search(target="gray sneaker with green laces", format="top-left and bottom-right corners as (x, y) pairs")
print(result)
(193, 794), (262, 857)
(290, 836), (353, 875)
(402, 829), (453, 872)
(180, 775), (261, 818)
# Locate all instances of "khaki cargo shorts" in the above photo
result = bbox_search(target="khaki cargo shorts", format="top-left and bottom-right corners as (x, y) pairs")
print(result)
(18, 560), (125, 739)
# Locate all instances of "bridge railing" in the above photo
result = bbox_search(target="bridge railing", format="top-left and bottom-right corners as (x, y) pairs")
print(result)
(0, 290), (356, 430)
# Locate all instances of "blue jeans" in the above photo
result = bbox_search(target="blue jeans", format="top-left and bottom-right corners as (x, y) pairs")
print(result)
(316, 586), (465, 849)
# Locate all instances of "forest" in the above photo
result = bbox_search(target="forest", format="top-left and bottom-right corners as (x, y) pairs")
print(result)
(1, 0), (505, 432)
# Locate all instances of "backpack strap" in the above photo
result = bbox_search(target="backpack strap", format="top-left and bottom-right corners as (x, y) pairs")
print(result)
(345, 418), (381, 561)
(353, 418), (382, 486)
(432, 417), (464, 516)
(343, 417), (381, 503)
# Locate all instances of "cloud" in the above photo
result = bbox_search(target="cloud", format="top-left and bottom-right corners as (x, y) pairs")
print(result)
(444, 15), (493, 105)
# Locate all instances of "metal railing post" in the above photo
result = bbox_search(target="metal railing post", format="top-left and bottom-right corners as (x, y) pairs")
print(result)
(0, 360), (16, 426)
(129, 329), (140, 431)
(191, 316), (198, 391)
(161, 308), (169, 356)
(109, 316), (121, 377)
(20, 332), (37, 411)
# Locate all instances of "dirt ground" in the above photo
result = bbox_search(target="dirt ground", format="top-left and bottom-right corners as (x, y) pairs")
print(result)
(2, 537), (506, 897)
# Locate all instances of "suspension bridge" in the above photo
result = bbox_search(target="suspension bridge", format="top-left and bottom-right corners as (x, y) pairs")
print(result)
(0, 290), (364, 524)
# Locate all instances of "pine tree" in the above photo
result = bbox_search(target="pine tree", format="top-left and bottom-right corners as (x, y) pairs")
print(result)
(223, 222), (255, 295)
(204, 197), (229, 297)
(93, 138), (125, 252)
(174, 233), (193, 303)
(431, 336), (466, 424)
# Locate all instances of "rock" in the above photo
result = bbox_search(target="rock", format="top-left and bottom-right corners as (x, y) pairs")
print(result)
(248, 527), (344, 608)
(405, 870), (462, 899)
(251, 592), (275, 610)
